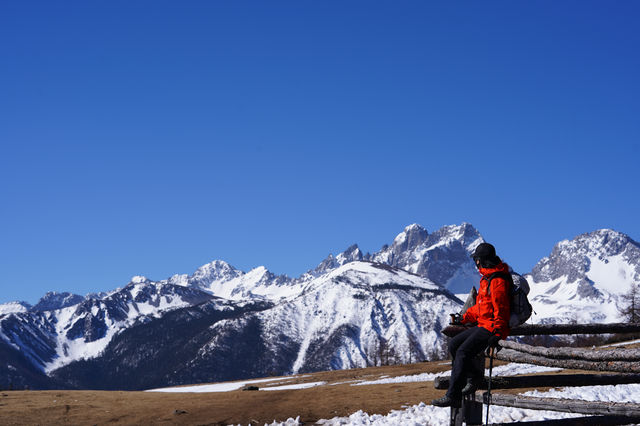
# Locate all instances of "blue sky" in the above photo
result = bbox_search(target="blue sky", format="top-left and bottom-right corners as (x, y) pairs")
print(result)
(1, 1), (639, 304)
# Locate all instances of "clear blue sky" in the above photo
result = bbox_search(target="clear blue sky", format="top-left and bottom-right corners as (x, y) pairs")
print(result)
(2, 1), (639, 304)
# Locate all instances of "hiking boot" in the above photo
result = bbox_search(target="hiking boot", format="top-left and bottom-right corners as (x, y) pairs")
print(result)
(461, 378), (478, 395)
(431, 395), (461, 408)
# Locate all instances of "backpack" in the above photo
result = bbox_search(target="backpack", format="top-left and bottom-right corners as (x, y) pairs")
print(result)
(485, 271), (532, 328)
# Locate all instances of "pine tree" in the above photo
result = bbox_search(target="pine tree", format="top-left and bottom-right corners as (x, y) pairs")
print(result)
(618, 283), (640, 323)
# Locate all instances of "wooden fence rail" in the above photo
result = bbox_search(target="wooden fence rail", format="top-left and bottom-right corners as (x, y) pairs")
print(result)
(443, 323), (640, 337)
(434, 373), (640, 391)
(475, 393), (640, 418)
(495, 348), (640, 373)
(498, 340), (640, 361)
(487, 415), (640, 426)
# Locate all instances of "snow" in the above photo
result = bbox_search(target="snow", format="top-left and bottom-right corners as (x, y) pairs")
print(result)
(131, 276), (147, 284)
(319, 262), (441, 291)
(587, 254), (639, 295)
(261, 381), (327, 391)
(393, 229), (408, 245)
(527, 274), (623, 324)
(524, 384), (640, 403)
(298, 383), (640, 425)
(605, 338), (640, 347)
(0, 301), (30, 315)
(316, 402), (581, 425)
(205, 265), (301, 301)
(524, 229), (640, 326)
(39, 283), (203, 372)
(263, 418), (301, 426)
(147, 377), (285, 393)
(351, 363), (559, 386)
(279, 261), (457, 374)
(352, 373), (445, 386)
(44, 308), (123, 372)
(488, 363), (561, 376)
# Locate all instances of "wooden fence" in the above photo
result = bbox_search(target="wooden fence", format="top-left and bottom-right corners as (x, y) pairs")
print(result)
(438, 323), (640, 426)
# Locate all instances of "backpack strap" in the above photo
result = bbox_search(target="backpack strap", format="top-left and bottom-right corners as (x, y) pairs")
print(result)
(484, 271), (512, 296)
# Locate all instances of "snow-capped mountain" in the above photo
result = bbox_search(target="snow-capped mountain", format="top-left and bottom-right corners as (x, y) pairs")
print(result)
(300, 223), (484, 294)
(48, 262), (461, 390)
(0, 222), (491, 390)
(165, 259), (243, 288)
(3, 223), (640, 391)
(259, 262), (461, 373)
(0, 279), (215, 374)
(165, 260), (299, 301)
(303, 244), (367, 279)
(370, 223), (484, 294)
(526, 229), (640, 324)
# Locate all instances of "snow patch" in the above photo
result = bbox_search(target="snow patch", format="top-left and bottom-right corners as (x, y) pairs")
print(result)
(261, 381), (326, 391)
(587, 254), (639, 295)
(147, 377), (285, 393)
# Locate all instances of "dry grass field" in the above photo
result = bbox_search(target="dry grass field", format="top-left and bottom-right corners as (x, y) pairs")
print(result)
(0, 360), (467, 425)
(3, 338), (638, 425)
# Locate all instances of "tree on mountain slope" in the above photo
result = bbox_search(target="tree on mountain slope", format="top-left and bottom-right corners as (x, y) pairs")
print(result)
(618, 282), (640, 323)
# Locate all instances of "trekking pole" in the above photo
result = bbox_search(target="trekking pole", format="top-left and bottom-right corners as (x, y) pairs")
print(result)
(485, 347), (494, 426)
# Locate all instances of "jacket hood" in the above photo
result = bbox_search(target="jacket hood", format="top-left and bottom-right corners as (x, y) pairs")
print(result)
(478, 262), (510, 277)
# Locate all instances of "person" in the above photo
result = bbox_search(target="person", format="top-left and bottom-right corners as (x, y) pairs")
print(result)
(431, 242), (511, 408)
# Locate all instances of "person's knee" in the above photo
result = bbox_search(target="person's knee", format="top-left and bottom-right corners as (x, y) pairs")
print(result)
(455, 350), (470, 363)
(449, 336), (464, 355)
(448, 342), (458, 358)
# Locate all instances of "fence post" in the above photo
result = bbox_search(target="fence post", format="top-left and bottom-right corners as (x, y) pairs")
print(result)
(450, 352), (484, 425)
(466, 352), (485, 425)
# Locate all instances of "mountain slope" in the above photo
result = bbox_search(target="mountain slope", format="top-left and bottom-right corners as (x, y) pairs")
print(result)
(526, 229), (640, 324)
(0, 279), (215, 373)
(272, 262), (462, 372)
(50, 298), (273, 390)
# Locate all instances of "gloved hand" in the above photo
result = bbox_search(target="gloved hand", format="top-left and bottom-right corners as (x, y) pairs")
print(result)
(485, 334), (502, 355)
(449, 313), (463, 325)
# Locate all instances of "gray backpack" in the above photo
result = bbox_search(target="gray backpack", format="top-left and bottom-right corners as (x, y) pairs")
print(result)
(486, 271), (533, 328)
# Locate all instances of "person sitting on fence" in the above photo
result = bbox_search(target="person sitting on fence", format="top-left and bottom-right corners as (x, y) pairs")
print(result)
(432, 242), (511, 408)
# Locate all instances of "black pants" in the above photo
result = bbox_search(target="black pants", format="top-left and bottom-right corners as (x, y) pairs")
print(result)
(446, 326), (492, 399)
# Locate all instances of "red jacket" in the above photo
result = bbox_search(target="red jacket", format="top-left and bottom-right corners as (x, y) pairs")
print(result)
(462, 262), (511, 338)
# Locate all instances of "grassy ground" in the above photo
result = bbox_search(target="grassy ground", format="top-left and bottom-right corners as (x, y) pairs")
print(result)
(2, 338), (638, 425)
(1, 361), (455, 425)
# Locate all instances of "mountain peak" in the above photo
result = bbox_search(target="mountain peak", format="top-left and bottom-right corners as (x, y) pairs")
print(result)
(31, 291), (85, 312)
(130, 276), (148, 284)
(405, 223), (426, 232)
(336, 244), (363, 262)
(548, 229), (638, 264)
(195, 259), (236, 274)
(247, 266), (269, 277)
(392, 223), (428, 250)
(0, 300), (32, 315)
(190, 260), (242, 283)
(428, 223), (483, 252)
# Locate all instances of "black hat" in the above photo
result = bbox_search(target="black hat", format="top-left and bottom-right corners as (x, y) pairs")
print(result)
(472, 242), (496, 260)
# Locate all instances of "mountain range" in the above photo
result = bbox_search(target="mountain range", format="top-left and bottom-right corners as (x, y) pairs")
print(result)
(1, 223), (638, 390)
